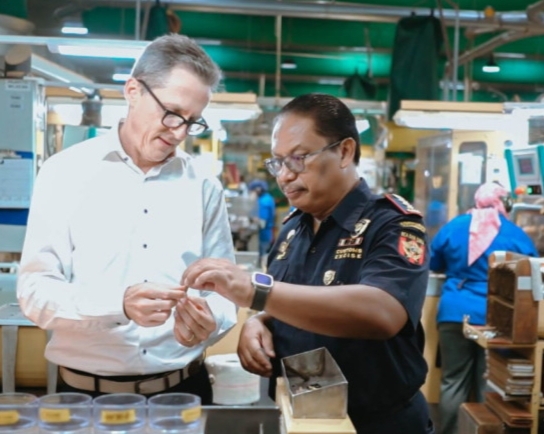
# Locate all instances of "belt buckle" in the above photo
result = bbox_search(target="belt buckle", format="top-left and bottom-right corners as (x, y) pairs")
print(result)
(134, 372), (174, 395)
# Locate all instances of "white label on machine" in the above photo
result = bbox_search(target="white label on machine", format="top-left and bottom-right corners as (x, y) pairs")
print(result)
(459, 154), (483, 185)
(517, 276), (532, 290)
(0, 157), (33, 208)
(5, 80), (31, 92)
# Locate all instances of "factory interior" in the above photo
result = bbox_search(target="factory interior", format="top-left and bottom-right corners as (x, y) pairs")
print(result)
(4, 0), (544, 433)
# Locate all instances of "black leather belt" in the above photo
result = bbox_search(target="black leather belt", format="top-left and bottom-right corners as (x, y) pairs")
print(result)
(59, 357), (203, 395)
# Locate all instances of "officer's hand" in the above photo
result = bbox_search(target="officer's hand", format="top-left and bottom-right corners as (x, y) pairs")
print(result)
(237, 315), (275, 377)
(182, 258), (253, 307)
(173, 295), (217, 347)
(124, 282), (185, 327)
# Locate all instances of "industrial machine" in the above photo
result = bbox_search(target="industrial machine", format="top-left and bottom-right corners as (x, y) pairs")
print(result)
(414, 130), (510, 242)
(0, 78), (45, 254)
(505, 145), (544, 197)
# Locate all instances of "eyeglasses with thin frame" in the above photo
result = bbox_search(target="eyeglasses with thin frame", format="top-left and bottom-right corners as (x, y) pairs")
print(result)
(137, 79), (209, 136)
(264, 139), (344, 177)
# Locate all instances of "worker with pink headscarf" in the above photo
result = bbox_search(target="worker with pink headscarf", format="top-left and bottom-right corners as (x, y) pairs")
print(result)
(430, 182), (538, 434)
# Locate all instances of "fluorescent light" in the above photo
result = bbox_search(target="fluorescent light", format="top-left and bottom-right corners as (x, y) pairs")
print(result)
(57, 45), (143, 59)
(31, 53), (94, 83)
(318, 78), (344, 85)
(203, 106), (261, 122)
(393, 109), (513, 131)
(356, 119), (370, 133)
(112, 73), (131, 82)
(482, 64), (500, 73)
(483, 54), (500, 73)
(61, 26), (88, 35)
(281, 59), (297, 69)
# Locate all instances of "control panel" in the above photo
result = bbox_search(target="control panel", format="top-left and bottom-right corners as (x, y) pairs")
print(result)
(505, 145), (544, 197)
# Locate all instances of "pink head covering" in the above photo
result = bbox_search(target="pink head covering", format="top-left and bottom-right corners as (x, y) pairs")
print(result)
(467, 182), (509, 266)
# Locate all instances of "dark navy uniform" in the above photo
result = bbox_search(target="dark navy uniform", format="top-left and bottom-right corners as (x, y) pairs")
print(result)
(267, 179), (432, 434)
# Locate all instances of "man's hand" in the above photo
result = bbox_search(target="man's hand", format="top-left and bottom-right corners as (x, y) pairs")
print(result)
(237, 315), (275, 377)
(181, 258), (253, 307)
(123, 282), (185, 327)
(173, 295), (217, 347)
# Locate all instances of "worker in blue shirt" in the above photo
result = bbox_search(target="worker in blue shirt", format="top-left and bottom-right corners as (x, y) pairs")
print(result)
(248, 179), (276, 268)
(430, 182), (538, 434)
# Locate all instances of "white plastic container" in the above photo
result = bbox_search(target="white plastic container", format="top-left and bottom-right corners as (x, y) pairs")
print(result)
(204, 354), (260, 405)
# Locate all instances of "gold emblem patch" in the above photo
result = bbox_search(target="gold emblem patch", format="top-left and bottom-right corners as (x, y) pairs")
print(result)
(400, 221), (426, 233)
(286, 229), (296, 241)
(334, 247), (363, 260)
(276, 241), (289, 260)
(323, 270), (336, 285)
(352, 219), (371, 238)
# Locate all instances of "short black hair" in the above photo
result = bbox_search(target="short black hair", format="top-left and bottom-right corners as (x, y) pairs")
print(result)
(275, 93), (361, 165)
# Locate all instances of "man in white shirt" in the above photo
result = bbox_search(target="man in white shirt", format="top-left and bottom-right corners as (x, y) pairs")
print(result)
(17, 34), (237, 401)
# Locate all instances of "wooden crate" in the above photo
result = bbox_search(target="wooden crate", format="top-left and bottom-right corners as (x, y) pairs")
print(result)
(487, 259), (538, 345)
(458, 403), (503, 434)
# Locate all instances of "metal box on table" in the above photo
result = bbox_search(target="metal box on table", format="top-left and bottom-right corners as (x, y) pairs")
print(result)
(281, 347), (347, 419)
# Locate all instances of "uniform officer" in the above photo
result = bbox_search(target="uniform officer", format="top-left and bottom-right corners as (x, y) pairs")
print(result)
(182, 93), (433, 434)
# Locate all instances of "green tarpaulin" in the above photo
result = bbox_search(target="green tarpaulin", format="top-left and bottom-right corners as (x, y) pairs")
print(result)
(387, 15), (443, 119)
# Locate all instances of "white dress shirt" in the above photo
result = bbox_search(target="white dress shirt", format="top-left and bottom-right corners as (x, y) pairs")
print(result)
(17, 126), (237, 376)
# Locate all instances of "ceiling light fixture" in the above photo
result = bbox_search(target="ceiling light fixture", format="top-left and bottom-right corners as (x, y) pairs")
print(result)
(112, 69), (132, 82)
(482, 54), (500, 73)
(56, 45), (143, 59)
(281, 59), (297, 70)
(112, 73), (131, 82)
(61, 25), (88, 35)
(356, 119), (370, 133)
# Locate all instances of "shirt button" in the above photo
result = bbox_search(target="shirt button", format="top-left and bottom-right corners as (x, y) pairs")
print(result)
(123, 157), (128, 162)
(310, 247), (316, 253)
(143, 244), (147, 249)
(144, 279), (148, 283)
(144, 209), (148, 214)
(142, 349), (147, 355)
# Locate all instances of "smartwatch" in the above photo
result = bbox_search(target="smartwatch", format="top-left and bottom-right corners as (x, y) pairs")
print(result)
(250, 272), (274, 311)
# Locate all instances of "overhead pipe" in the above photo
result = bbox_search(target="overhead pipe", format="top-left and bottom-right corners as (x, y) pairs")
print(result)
(527, 0), (544, 23)
(135, 0), (141, 40)
(455, 29), (544, 67)
(452, 0), (544, 73)
(275, 15), (282, 102)
(87, 0), (544, 31)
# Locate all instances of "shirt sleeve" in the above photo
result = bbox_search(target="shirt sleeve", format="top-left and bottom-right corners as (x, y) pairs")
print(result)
(429, 225), (448, 272)
(17, 157), (128, 331)
(198, 177), (238, 342)
(358, 214), (429, 329)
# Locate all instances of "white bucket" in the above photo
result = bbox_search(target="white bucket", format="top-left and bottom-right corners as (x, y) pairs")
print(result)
(204, 353), (260, 405)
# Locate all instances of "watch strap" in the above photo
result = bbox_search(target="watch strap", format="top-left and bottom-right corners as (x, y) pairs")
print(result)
(250, 286), (270, 311)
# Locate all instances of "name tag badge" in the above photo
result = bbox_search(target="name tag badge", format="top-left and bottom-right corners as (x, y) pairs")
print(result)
(338, 236), (363, 247)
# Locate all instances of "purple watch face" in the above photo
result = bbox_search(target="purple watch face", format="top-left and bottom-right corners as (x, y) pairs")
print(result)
(255, 273), (273, 286)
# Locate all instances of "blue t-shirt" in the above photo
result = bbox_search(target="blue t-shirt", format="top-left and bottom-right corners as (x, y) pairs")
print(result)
(430, 214), (538, 325)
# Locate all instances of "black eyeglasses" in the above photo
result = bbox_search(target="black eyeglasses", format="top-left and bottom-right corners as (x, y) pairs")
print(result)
(137, 79), (209, 136)
(264, 139), (344, 177)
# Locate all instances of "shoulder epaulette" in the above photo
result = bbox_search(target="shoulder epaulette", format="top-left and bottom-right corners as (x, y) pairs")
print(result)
(383, 194), (422, 216)
(282, 208), (301, 224)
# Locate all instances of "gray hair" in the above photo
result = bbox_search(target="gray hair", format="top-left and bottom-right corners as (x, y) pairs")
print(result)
(131, 34), (222, 90)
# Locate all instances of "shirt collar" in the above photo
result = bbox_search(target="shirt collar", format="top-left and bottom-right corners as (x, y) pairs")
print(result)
(330, 178), (374, 232)
(296, 178), (373, 232)
(101, 120), (190, 175)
